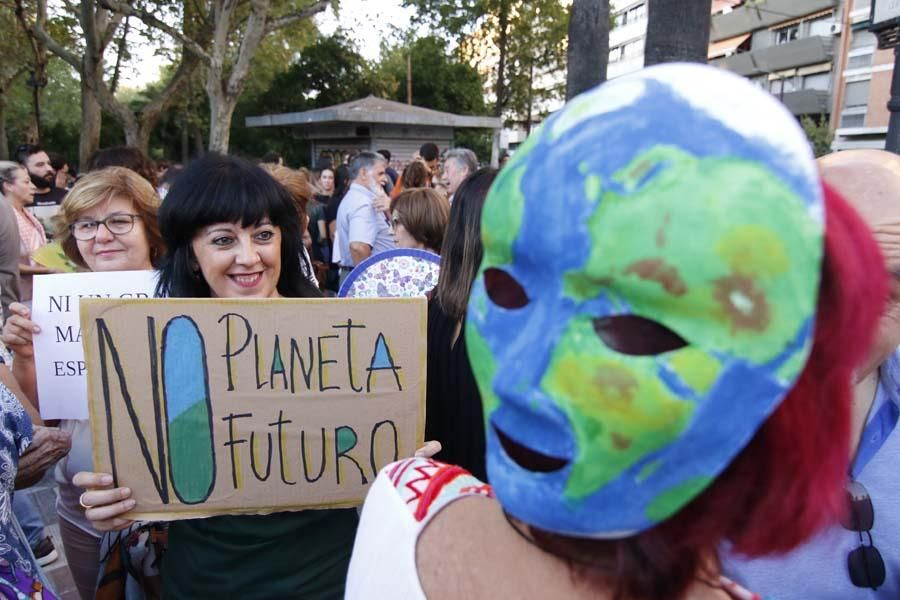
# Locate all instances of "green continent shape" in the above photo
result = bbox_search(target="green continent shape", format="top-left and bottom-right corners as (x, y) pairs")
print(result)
(645, 477), (712, 523)
(481, 164), (527, 268)
(564, 145), (822, 371)
(168, 401), (214, 503)
(465, 323), (500, 424)
(542, 319), (695, 499)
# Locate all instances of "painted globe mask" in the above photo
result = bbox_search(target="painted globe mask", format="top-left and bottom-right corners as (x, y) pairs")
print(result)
(466, 64), (824, 538)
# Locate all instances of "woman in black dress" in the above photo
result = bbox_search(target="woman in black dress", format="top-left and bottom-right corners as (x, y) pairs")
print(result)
(425, 168), (497, 481)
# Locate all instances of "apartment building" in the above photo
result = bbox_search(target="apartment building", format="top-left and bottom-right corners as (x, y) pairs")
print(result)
(608, 1), (648, 80)
(831, 0), (892, 149)
(709, 0), (841, 119)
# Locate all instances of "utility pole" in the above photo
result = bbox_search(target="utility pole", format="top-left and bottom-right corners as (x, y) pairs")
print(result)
(407, 53), (412, 105)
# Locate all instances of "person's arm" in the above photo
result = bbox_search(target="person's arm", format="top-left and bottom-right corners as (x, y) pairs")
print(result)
(317, 218), (328, 242)
(347, 202), (377, 266)
(1, 302), (40, 407)
(350, 242), (373, 265)
(15, 426), (71, 489)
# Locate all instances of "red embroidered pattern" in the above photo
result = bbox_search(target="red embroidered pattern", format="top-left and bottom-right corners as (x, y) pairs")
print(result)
(387, 458), (494, 523)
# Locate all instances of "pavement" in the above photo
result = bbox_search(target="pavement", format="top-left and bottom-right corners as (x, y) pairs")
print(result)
(23, 473), (80, 599)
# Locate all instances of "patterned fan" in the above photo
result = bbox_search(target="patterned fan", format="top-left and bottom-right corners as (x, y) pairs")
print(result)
(338, 249), (440, 298)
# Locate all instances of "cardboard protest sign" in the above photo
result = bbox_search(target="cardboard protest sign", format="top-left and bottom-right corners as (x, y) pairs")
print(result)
(80, 297), (426, 520)
(32, 271), (158, 419)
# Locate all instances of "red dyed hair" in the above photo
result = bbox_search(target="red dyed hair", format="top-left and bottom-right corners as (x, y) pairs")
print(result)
(531, 183), (888, 599)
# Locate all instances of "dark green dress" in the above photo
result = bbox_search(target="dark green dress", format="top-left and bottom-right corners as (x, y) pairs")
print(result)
(161, 508), (358, 599)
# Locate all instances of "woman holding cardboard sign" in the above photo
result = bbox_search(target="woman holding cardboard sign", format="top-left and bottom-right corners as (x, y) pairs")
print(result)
(75, 154), (434, 598)
(1, 166), (164, 600)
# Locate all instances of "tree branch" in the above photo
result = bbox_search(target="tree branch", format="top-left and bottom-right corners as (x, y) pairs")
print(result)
(224, 0), (267, 97)
(264, 0), (329, 34)
(139, 49), (201, 122)
(0, 66), (28, 90)
(109, 15), (129, 95)
(30, 18), (81, 69)
(99, 10), (125, 52)
(96, 0), (212, 63)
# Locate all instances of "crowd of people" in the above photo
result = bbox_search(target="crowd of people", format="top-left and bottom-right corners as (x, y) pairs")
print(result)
(0, 63), (897, 600)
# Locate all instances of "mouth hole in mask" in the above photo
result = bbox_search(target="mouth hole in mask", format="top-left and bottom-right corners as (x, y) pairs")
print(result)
(484, 268), (529, 309)
(495, 425), (568, 473)
(592, 315), (687, 356)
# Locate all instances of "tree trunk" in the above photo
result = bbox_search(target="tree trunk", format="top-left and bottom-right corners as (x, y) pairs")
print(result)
(207, 90), (237, 153)
(181, 126), (190, 163)
(566, 0), (609, 100)
(79, 77), (101, 168)
(493, 0), (510, 117)
(0, 92), (8, 161)
(525, 60), (534, 135)
(15, 0), (47, 142)
(644, 0), (711, 67)
(193, 127), (205, 156)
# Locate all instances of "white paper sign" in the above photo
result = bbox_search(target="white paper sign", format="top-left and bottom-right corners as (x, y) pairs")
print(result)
(32, 270), (158, 419)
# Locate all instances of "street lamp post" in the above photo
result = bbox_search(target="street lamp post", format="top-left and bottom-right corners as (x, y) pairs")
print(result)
(870, 0), (900, 153)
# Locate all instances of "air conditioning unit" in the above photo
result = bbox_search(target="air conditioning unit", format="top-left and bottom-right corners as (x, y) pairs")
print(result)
(830, 22), (843, 35)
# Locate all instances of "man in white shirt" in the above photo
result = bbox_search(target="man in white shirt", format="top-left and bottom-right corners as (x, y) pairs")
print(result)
(335, 152), (395, 283)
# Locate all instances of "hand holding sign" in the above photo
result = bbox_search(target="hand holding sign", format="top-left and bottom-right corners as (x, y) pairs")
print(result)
(28, 271), (158, 419)
(73, 471), (135, 532)
(1, 302), (40, 359)
(81, 296), (427, 520)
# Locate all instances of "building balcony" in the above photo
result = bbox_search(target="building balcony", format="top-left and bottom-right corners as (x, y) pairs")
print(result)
(711, 0), (838, 41)
(777, 88), (831, 116)
(608, 55), (645, 80)
(713, 35), (834, 76)
(610, 20), (647, 47)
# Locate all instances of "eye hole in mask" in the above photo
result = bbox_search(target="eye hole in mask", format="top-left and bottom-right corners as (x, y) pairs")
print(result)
(484, 268), (529, 309)
(592, 315), (688, 356)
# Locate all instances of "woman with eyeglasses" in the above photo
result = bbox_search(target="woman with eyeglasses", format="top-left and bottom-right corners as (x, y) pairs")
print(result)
(0, 161), (53, 304)
(389, 188), (449, 255)
(71, 154), (362, 598)
(1, 166), (164, 600)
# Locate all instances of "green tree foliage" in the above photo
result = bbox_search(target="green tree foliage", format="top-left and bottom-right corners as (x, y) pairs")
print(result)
(503, 2), (568, 127)
(228, 32), (384, 165)
(800, 115), (833, 157)
(5, 58), (82, 163)
(404, 0), (568, 123)
(254, 32), (384, 114)
(379, 35), (486, 115)
(227, 31), (494, 166)
(377, 34), (492, 160)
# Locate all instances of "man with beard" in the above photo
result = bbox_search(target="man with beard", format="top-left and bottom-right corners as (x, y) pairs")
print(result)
(334, 152), (394, 284)
(15, 144), (67, 207)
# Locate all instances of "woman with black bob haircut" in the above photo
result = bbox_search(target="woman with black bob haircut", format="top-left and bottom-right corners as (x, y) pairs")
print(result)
(155, 153), (321, 299)
(74, 154), (359, 598)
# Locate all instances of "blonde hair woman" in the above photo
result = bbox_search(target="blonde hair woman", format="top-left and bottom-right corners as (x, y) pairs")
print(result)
(1, 166), (163, 599)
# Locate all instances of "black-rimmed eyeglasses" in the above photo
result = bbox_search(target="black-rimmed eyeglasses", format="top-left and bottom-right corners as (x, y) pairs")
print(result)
(69, 213), (142, 241)
(841, 480), (886, 590)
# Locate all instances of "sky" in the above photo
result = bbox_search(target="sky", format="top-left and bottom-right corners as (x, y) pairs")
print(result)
(120, 0), (416, 88)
